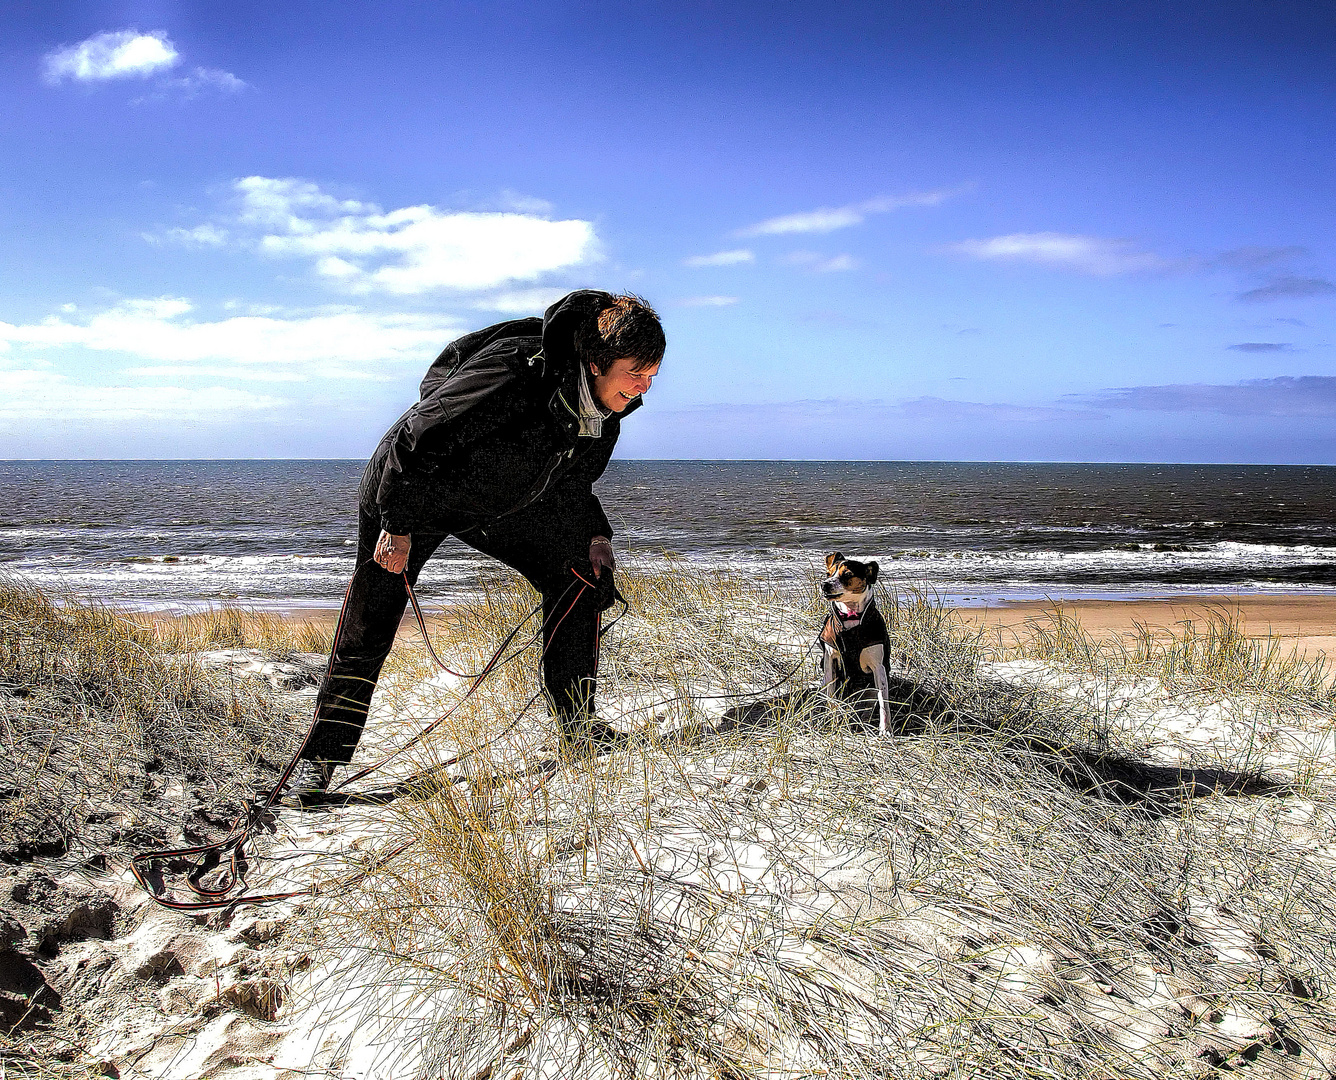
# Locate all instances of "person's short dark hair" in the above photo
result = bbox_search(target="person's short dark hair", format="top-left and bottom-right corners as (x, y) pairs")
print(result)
(577, 293), (665, 374)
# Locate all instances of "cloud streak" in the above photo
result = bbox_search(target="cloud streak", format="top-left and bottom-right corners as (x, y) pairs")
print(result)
(737, 185), (970, 237)
(0, 298), (462, 381)
(1236, 276), (1336, 303)
(656, 396), (1087, 426)
(0, 369), (280, 422)
(783, 251), (858, 273)
(684, 249), (754, 267)
(1077, 376), (1336, 417)
(678, 295), (739, 307)
(948, 232), (1168, 276)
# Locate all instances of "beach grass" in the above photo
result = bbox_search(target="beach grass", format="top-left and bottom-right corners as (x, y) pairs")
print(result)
(999, 603), (1333, 706)
(319, 567), (1336, 1079)
(3, 570), (1335, 1077)
(0, 576), (311, 864)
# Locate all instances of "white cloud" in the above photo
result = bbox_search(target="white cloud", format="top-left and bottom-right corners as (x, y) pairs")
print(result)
(684, 249), (754, 268)
(122, 365), (306, 382)
(179, 67), (246, 93)
(496, 191), (555, 215)
(783, 251), (858, 273)
(738, 185), (970, 237)
(678, 296), (739, 307)
(134, 67), (247, 102)
(0, 368), (279, 421)
(0, 298), (463, 381)
(227, 177), (597, 294)
(44, 30), (178, 83)
(44, 29), (245, 98)
(471, 288), (569, 314)
(147, 224), (229, 247)
(947, 232), (1168, 276)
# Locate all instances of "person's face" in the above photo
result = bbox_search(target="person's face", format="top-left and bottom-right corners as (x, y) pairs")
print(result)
(591, 356), (659, 412)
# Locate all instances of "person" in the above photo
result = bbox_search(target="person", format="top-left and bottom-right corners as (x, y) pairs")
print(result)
(288, 290), (664, 803)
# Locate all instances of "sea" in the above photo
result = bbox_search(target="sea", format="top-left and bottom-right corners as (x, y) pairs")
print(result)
(3, 459), (1335, 611)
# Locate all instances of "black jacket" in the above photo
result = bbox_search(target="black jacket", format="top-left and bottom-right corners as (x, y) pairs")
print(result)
(362, 290), (638, 538)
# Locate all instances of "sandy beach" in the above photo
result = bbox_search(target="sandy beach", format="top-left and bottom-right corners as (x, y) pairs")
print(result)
(230, 591), (1336, 663)
(958, 593), (1336, 661)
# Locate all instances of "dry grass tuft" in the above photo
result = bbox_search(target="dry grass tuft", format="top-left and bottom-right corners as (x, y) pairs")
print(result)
(130, 605), (334, 654)
(322, 566), (1336, 1079)
(0, 576), (308, 862)
(1007, 604), (1333, 707)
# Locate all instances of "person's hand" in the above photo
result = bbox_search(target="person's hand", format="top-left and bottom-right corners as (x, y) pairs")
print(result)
(374, 530), (411, 574)
(589, 536), (615, 579)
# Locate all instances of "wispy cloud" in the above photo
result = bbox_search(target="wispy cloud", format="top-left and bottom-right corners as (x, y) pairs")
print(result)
(1077, 375), (1336, 416)
(470, 288), (569, 314)
(1212, 246), (1310, 270)
(121, 365), (305, 382)
(678, 295), (739, 307)
(737, 184), (970, 237)
(1236, 276), (1336, 303)
(0, 369), (280, 421)
(1228, 342), (1293, 353)
(948, 232), (1168, 276)
(655, 395), (1086, 426)
(783, 251), (858, 273)
(194, 177), (599, 294)
(146, 224), (229, 247)
(683, 249), (754, 267)
(944, 235), (1336, 300)
(42, 29), (244, 95)
(0, 298), (462, 381)
(892, 397), (1087, 422)
(43, 30), (178, 83)
(142, 67), (247, 100)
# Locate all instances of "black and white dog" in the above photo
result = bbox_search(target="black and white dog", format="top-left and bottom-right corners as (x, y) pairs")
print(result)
(819, 551), (895, 734)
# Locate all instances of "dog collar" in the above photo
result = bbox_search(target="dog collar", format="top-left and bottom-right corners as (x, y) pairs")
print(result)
(835, 602), (863, 623)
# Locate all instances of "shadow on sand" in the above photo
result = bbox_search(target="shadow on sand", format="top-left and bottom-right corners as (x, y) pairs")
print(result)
(683, 675), (1288, 818)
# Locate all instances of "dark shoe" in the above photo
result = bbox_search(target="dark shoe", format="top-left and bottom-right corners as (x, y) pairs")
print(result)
(280, 758), (336, 808)
(556, 716), (625, 755)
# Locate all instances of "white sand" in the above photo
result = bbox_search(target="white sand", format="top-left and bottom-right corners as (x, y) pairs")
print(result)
(17, 625), (1336, 1079)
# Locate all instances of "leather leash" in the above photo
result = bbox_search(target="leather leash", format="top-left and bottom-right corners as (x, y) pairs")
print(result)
(129, 563), (593, 912)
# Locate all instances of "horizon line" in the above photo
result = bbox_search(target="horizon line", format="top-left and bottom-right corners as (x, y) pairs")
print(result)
(3, 457), (1335, 467)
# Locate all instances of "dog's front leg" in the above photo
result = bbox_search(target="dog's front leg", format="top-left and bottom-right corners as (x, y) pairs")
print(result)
(820, 617), (840, 695)
(821, 645), (838, 694)
(859, 644), (892, 735)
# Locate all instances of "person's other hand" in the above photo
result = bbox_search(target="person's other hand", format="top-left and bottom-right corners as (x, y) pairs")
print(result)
(375, 530), (411, 574)
(589, 536), (615, 579)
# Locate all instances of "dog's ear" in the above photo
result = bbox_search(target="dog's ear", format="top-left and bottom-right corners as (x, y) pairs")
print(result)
(865, 561), (879, 585)
(825, 551), (843, 574)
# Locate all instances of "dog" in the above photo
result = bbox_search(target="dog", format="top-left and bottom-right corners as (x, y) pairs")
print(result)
(819, 551), (895, 734)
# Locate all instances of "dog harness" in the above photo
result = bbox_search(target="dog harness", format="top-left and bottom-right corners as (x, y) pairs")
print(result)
(826, 594), (891, 682)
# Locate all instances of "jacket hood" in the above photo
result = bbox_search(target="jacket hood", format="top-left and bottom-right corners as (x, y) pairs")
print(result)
(541, 289), (614, 376)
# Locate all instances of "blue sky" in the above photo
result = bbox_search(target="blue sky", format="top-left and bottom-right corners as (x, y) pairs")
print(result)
(2, 1), (1334, 461)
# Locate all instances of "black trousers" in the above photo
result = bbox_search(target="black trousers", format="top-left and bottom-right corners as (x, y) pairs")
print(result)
(301, 504), (605, 765)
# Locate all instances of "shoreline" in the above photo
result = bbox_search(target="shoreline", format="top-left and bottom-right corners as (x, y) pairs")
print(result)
(119, 590), (1336, 662)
